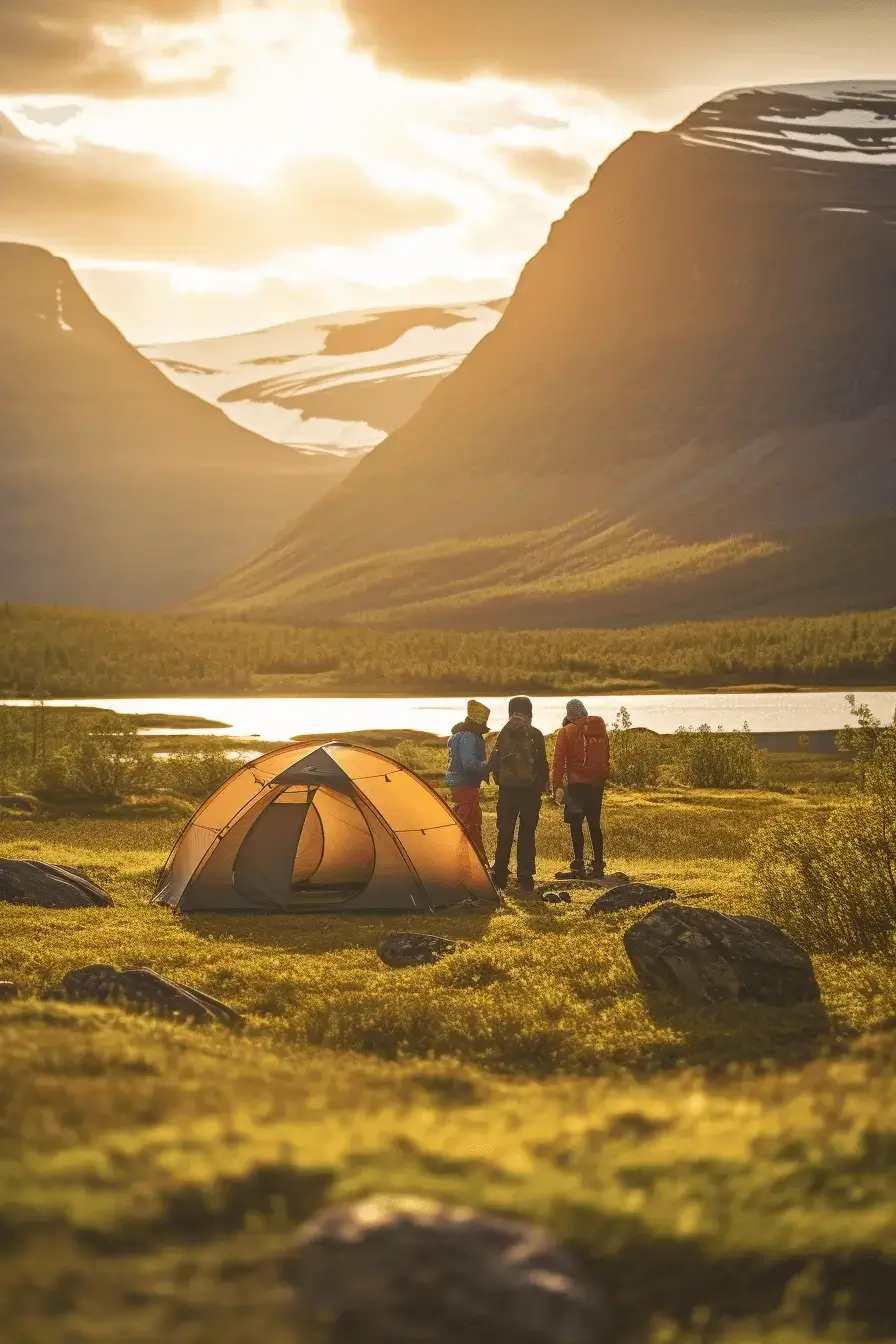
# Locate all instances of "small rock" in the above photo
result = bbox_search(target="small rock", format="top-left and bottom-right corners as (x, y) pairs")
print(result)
(547, 871), (631, 890)
(624, 906), (820, 1006)
(541, 890), (572, 904)
(377, 933), (456, 968)
(286, 1195), (611, 1344)
(0, 982), (18, 1002)
(589, 883), (676, 915)
(0, 859), (112, 908)
(45, 965), (242, 1027)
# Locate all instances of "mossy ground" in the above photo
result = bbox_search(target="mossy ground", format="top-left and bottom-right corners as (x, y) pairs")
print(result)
(2, 762), (896, 1341)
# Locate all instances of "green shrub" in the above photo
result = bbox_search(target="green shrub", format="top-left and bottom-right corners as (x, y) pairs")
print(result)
(0, 704), (242, 803)
(752, 802), (896, 953)
(35, 715), (151, 801)
(837, 693), (896, 807)
(753, 698), (896, 952)
(609, 707), (664, 788)
(673, 722), (762, 788)
(152, 744), (240, 799)
(0, 707), (31, 791)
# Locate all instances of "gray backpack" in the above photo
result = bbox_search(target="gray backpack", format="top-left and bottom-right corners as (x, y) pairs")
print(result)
(495, 721), (537, 788)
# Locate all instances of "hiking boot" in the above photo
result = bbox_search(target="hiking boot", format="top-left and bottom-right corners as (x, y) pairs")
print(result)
(554, 866), (587, 880)
(489, 870), (508, 890)
(517, 878), (536, 900)
(586, 862), (605, 880)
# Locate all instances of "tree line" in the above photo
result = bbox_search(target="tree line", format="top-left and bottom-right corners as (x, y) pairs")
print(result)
(1, 602), (895, 697)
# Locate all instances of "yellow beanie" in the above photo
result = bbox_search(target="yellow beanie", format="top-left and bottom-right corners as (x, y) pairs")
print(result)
(467, 699), (491, 728)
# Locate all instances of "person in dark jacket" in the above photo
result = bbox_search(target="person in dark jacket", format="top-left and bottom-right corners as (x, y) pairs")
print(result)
(552, 698), (610, 879)
(487, 695), (549, 896)
(446, 699), (492, 859)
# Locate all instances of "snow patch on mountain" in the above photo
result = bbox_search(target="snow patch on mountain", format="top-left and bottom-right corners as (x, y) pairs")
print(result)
(145, 299), (507, 457)
(681, 81), (896, 165)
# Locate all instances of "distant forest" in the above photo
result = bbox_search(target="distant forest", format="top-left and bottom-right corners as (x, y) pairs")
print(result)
(1, 603), (896, 697)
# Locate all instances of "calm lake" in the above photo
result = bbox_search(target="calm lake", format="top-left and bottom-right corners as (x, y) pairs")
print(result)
(5, 691), (896, 740)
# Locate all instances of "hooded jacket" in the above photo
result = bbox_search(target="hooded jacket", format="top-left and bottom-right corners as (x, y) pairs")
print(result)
(446, 719), (490, 788)
(552, 715), (609, 790)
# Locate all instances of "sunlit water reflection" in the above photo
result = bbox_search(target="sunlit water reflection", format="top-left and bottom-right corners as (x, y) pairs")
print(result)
(3, 691), (894, 740)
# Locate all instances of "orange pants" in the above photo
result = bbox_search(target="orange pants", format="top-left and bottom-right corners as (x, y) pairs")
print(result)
(450, 785), (485, 860)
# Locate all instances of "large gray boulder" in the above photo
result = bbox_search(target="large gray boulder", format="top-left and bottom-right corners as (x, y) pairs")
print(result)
(286, 1195), (611, 1344)
(624, 906), (820, 1006)
(0, 859), (113, 908)
(45, 965), (242, 1027)
(588, 883), (676, 915)
(377, 933), (456, 968)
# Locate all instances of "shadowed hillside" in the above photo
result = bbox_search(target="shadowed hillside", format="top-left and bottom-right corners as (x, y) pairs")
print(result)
(194, 83), (896, 626)
(0, 244), (350, 609)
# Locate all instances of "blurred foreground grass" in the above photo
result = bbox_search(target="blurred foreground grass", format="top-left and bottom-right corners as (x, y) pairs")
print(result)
(2, 770), (896, 1341)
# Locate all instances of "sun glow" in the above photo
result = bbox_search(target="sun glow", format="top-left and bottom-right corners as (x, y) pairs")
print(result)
(1, 2), (632, 339)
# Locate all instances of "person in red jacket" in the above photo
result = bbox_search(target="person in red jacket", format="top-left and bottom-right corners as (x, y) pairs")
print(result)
(552, 698), (610, 879)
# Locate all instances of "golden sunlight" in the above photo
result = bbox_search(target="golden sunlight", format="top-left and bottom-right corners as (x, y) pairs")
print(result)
(0, 1), (630, 338)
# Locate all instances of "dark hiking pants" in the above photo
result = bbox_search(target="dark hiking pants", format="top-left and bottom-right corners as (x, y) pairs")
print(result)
(493, 786), (542, 885)
(567, 782), (605, 874)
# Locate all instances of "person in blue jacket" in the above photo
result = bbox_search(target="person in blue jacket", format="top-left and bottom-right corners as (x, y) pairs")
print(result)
(446, 699), (492, 860)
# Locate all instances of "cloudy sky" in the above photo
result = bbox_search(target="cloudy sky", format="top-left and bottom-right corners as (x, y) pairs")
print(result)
(1, 1), (892, 341)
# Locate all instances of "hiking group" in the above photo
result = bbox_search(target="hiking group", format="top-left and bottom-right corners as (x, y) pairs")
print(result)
(446, 695), (609, 896)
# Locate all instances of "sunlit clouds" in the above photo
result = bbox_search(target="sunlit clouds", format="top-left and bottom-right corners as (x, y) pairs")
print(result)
(12, 1), (889, 342)
(0, 2), (634, 340)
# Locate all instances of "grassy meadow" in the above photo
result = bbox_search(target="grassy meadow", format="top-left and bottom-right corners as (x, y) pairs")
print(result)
(3, 601), (896, 696)
(3, 732), (896, 1342)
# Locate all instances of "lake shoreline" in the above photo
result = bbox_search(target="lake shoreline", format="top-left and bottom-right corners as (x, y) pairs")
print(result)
(6, 689), (896, 740)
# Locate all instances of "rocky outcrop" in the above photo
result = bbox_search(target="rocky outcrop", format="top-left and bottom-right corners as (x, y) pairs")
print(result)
(199, 83), (896, 626)
(0, 859), (113, 908)
(45, 965), (242, 1026)
(624, 906), (820, 1006)
(377, 933), (457, 968)
(286, 1195), (611, 1344)
(0, 243), (348, 608)
(0, 794), (36, 812)
(589, 884), (677, 915)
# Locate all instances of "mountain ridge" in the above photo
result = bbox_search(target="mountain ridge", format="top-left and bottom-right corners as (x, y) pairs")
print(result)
(192, 81), (896, 627)
(0, 243), (349, 609)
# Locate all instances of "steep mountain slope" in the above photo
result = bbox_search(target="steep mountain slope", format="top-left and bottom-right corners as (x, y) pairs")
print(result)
(0, 245), (350, 609)
(194, 83), (896, 627)
(145, 300), (506, 456)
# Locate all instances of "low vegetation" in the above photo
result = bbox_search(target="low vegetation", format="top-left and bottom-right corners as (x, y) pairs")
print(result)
(673, 723), (763, 789)
(608, 708), (665, 788)
(2, 711), (896, 1340)
(2, 601), (896, 695)
(0, 703), (801, 806)
(0, 705), (238, 803)
(753, 698), (896, 954)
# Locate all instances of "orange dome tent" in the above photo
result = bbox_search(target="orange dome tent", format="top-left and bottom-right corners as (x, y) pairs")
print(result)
(155, 741), (496, 913)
